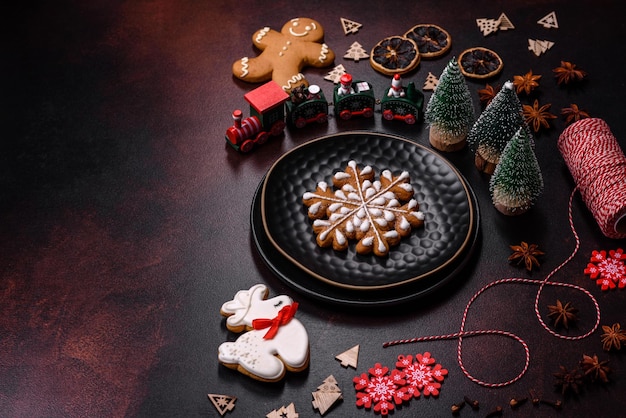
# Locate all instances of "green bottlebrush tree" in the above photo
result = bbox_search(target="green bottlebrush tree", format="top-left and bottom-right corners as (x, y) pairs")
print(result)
(489, 126), (543, 215)
(467, 81), (524, 174)
(425, 58), (475, 152)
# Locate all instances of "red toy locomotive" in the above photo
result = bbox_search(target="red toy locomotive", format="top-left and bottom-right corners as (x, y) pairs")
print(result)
(225, 81), (289, 153)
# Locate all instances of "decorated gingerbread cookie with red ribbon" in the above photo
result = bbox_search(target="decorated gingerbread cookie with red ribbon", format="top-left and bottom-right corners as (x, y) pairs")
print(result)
(232, 17), (335, 93)
(218, 283), (310, 382)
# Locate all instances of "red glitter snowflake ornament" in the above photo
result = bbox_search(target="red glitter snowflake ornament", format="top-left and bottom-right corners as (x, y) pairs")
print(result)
(353, 363), (411, 416)
(395, 352), (448, 398)
(584, 248), (626, 290)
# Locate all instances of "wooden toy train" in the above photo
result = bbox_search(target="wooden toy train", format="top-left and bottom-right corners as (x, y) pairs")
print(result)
(225, 74), (424, 153)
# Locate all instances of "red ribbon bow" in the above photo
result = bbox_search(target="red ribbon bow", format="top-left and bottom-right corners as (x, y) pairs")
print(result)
(252, 303), (299, 340)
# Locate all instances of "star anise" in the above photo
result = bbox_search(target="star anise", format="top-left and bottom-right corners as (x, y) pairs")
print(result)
(580, 354), (610, 383)
(523, 99), (557, 132)
(547, 300), (578, 329)
(553, 365), (584, 396)
(509, 241), (544, 271)
(561, 104), (590, 125)
(513, 70), (541, 95)
(477, 83), (497, 107)
(600, 323), (626, 351)
(553, 61), (587, 85)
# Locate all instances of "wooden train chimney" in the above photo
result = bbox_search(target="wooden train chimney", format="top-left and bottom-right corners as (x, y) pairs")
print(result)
(232, 109), (243, 129)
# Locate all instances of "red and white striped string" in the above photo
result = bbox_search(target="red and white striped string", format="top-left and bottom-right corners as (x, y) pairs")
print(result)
(558, 118), (626, 239)
(382, 117), (626, 387)
(383, 188), (601, 387)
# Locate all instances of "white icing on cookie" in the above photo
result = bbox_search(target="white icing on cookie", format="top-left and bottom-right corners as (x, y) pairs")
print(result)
(288, 18), (317, 37)
(307, 201), (322, 215)
(278, 41), (292, 57)
(239, 57), (249, 78)
(334, 172), (351, 181)
(255, 27), (270, 43)
(218, 284), (309, 381)
(282, 73), (305, 91)
(319, 43), (330, 62)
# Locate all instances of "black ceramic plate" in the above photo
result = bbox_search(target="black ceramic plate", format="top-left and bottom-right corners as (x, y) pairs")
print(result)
(251, 172), (480, 307)
(260, 132), (476, 290)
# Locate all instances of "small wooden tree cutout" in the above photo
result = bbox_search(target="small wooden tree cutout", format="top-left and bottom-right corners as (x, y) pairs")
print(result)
(497, 13), (515, 30)
(340, 17), (362, 35)
(476, 18), (500, 36)
(335, 345), (359, 369)
(423, 72), (439, 91)
(344, 42), (369, 62)
(324, 64), (347, 83)
(528, 39), (554, 56)
(208, 394), (236, 416)
(267, 402), (299, 418)
(537, 11), (558, 29)
(316, 375), (341, 393)
(312, 375), (343, 416)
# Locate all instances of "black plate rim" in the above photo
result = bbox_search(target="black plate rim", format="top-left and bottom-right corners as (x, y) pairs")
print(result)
(251, 174), (481, 307)
(260, 131), (476, 290)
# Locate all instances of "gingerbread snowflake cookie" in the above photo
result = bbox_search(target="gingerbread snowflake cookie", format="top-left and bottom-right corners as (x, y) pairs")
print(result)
(302, 160), (425, 257)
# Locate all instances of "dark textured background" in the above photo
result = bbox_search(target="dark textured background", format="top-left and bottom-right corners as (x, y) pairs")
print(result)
(2, 1), (626, 417)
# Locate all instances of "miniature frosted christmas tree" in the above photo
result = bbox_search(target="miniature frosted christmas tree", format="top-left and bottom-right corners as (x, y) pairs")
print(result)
(468, 81), (524, 174)
(489, 126), (543, 215)
(425, 58), (475, 152)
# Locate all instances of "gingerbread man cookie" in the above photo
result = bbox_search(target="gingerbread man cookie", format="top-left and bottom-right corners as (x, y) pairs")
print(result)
(232, 17), (335, 92)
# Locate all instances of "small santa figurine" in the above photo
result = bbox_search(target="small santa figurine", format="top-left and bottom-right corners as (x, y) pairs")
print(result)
(387, 74), (405, 98)
(337, 73), (355, 96)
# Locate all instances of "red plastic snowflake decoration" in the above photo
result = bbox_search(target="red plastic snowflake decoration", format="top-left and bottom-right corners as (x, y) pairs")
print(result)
(395, 352), (448, 398)
(584, 249), (626, 291)
(354, 354), (448, 416)
(353, 363), (410, 416)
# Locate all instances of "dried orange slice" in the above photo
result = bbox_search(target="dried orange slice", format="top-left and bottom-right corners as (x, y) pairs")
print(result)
(404, 24), (452, 59)
(370, 35), (420, 75)
(458, 47), (503, 79)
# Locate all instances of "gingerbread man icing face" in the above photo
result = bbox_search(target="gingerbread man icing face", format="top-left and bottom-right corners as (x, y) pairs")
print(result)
(232, 17), (335, 92)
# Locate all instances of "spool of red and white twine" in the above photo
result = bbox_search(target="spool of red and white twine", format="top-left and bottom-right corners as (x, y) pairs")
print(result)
(382, 119), (626, 388)
(558, 117), (626, 239)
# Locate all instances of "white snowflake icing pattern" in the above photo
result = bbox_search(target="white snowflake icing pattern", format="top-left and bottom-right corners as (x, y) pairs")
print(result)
(302, 160), (425, 257)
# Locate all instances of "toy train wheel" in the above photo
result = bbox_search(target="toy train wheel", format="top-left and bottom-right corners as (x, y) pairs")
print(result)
(339, 109), (352, 120)
(270, 121), (286, 136)
(240, 139), (255, 153)
(295, 117), (307, 129)
(363, 107), (374, 118)
(383, 109), (394, 121)
(255, 131), (269, 145)
(316, 113), (328, 124)
(405, 115), (416, 125)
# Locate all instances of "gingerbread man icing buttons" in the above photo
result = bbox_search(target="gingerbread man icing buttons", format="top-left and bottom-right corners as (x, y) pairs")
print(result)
(232, 18), (335, 93)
